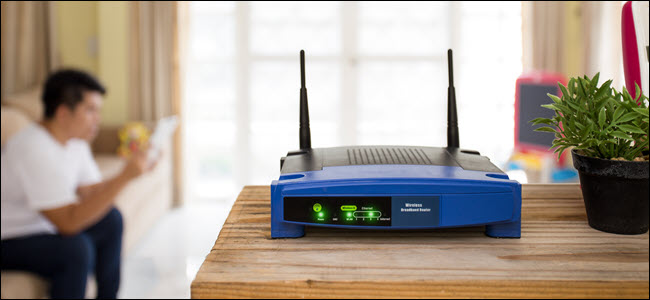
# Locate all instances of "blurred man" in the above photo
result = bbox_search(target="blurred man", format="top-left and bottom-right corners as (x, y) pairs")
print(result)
(1, 70), (156, 299)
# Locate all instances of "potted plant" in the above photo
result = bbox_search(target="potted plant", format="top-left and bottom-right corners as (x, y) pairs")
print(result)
(531, 73), (649, 234)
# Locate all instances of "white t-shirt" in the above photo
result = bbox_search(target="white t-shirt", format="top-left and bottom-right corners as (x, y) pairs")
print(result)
(1, 123), (102, 240)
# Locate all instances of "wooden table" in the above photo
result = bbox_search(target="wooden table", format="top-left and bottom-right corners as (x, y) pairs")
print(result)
(191, 185), (649, 298)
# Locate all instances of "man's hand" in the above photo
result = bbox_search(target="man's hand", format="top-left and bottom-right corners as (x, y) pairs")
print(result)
(120, 148), (152, 181)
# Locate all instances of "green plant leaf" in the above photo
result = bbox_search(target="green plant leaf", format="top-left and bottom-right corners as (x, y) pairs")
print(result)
(611, 131), (634, 141)
(580, 78), (592, 96)
(583, 138), (598, 148)
(612, 106), (625, 122)
(542, 103), (571, 115)
(579, 123), (591, 140)
(589, 72), (599, 88)
(617, 112), (639, 123)
(558, 83), (569, 99)
(557, 146), (569, 160)
(593, 80), (612, 101)
(628, 140), (649, 158)
(598, 107), (606, 128)
(534, 127), (557, 133)
(622, 86), (632, 102)
(574, 78), (585, 99)
(568, 117), (578, 135)
(617, 124), (646, 134)
(628, 148), (646, 160)
(530, 118), (555, 126)
(632, 107), (649, 117)
(567, 100), (585, 113)
(548, 93), (562, 104)
(594, 96), (611, 113)
(541, 104), (557, 111)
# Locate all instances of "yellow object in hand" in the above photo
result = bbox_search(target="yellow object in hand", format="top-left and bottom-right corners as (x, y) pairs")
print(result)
(117, 122), (150, 158)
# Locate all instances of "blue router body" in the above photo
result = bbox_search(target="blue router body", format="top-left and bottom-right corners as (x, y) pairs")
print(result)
(271, 147), (522, 238)
(271, 50), (522, 239)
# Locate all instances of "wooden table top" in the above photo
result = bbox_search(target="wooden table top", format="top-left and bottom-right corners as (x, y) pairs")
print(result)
(191, 184), (649, 299)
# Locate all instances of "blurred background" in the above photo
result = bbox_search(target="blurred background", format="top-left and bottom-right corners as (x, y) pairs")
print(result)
(182, 1), (625, 200)
(185, 1), (630, 197)
(1, 1), (639, 298)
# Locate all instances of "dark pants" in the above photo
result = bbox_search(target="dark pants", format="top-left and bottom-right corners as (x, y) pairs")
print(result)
(1, 207), (123, 299)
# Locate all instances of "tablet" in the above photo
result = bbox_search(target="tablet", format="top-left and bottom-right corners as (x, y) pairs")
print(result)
(147, 115), (178, 164)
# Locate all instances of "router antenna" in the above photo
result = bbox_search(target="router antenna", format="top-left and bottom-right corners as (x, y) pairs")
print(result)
(447, 49), (459, 148)
(299, 50), (312, 150)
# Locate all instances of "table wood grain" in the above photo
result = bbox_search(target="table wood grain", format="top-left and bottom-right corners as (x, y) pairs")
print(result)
(191, 184), (649, 299)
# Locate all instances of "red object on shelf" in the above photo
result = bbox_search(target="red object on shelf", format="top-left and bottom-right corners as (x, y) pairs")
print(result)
(514, 72), (568, 163)
(621, 1), (649, 102)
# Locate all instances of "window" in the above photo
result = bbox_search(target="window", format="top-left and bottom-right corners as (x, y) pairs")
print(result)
(183, 1), (522, 202)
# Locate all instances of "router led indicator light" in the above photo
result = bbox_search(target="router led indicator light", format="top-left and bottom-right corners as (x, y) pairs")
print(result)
(341, 205), (357, 211)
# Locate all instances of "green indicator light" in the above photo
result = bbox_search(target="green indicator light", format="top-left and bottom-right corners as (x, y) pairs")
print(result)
(341, 205), (357, 211)
(318, 212), (324, 217)
(313, 203), (322, 212)
(347, 212), (352, 217)
(369, 212), (374, 217)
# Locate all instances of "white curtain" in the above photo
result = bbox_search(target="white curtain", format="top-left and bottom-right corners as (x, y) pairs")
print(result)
(522, 1), (566, 74)
(522, 1), (624, 86)
(128, 1), (179, 122)
(128, 1), (184, 206)
(1, 1), (59, 99)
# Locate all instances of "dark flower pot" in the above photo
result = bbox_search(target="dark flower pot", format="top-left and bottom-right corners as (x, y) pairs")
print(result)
(572, 149), (649, 234)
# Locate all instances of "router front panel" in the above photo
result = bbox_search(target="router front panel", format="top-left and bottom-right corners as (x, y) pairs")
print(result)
(284, 196), (395, 227)
(271, 166), (522, 238)
(281, 192), (518, 229)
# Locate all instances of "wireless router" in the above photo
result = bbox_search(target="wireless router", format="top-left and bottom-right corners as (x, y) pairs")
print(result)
(271, 50), (521, 238)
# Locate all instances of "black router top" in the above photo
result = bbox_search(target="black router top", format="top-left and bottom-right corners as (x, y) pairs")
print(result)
(280, 146), (504, 174)
(281, 50), (504, 176)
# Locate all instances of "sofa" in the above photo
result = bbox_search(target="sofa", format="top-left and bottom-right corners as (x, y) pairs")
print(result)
(0, 88), (174, 298)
